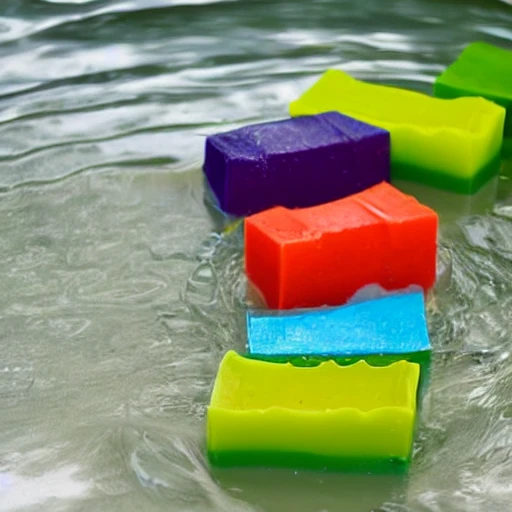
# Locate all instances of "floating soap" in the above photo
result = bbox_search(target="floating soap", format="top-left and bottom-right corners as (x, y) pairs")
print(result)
(207, 351), (420, 472)
(203, 111), (390, 217)
(434, 42), (512, 137)
(245, 182), (437, 310)
(290, 69), (505, 194)
(246, 291), (430, 364)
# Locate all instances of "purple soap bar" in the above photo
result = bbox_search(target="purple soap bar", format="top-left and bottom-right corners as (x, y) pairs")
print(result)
(203, 112), (390, 217)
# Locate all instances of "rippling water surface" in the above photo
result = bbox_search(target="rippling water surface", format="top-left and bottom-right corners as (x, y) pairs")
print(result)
(0, 0), (511, 510)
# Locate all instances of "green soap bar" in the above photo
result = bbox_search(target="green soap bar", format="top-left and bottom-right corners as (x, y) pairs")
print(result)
(290, 69), (505, 194)
(245, 351), (431, 402)
(434, 42), (512, 137)
(207, 351), (420, 473)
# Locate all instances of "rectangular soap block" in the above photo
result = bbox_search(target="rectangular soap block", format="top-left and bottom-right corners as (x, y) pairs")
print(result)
(434, 42), (512, 137)
(203, 111), (390, 217)
(290, 69), (505, 194)
(245, 182), (438, 310)
(246, 291), (430, 360)
(207, 351), (420, 473)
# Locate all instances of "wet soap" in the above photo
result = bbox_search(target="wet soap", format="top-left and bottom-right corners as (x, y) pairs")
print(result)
(245, 182), (438, 310)
(246, 292), (430, 363)
(434, 41), (512, 137)
(290, 69), (505, 194)
(203, 111), (390, 217)
(207, 351), (420, 472)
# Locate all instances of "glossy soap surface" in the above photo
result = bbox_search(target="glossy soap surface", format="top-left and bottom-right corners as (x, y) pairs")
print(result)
(434, 41), (512, 136)
(290, 69), (505, 193)
(203, 111), (390, 216)
(246, 291), (430, 357)
(245, 182), (438, 309)
(207, 351), (420, 471)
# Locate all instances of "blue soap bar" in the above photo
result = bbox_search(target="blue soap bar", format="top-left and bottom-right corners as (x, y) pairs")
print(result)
(246, 292), (430, 357)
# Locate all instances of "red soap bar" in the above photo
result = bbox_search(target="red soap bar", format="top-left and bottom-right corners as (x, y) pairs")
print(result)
(245, 182), (438, 310)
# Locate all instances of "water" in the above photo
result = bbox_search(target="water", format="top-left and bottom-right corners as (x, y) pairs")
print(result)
(0, 0), (511, 510)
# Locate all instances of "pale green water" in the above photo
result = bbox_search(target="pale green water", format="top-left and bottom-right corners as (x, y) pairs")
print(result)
(0, 0), (511, 511)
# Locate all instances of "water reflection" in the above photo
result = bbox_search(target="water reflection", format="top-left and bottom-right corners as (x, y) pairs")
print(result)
(0, 466), (91, 511)
(394, 177), (499, 226)
(214, 467), (408, 512)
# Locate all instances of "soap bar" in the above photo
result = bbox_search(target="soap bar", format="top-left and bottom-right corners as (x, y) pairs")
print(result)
(207, 351), (420, 472)
(246, 292), (430, 361)
(245, 182), (438, 310)
(434, 42), (512, 137)
(290, 69), (505, 194)
(203, 111), (390, 217)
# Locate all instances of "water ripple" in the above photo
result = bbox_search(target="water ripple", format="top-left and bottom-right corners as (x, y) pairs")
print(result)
(0, 0), (511, 511)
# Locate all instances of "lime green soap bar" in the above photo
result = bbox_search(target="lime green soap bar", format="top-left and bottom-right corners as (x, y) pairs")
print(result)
(207, 351), (420, 473)
(245, 351), (431, 402)
(434, 42), (512, 137)
(290, 69), (505, 194)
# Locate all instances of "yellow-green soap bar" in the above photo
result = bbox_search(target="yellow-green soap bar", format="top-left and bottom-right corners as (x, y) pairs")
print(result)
(207, 350), (420, 473)
(290, 69), (505, 194)
(434, 42), (512, 137)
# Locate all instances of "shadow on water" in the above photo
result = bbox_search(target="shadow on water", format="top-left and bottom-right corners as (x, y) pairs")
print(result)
(212, 466), (408, 512)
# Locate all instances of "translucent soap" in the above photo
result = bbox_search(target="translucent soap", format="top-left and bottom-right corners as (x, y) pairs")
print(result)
(290, 69), (505, 194)
(245, 182), (438, 310)
(207, 351), (420, 473)
(434, 42), (512, 137)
